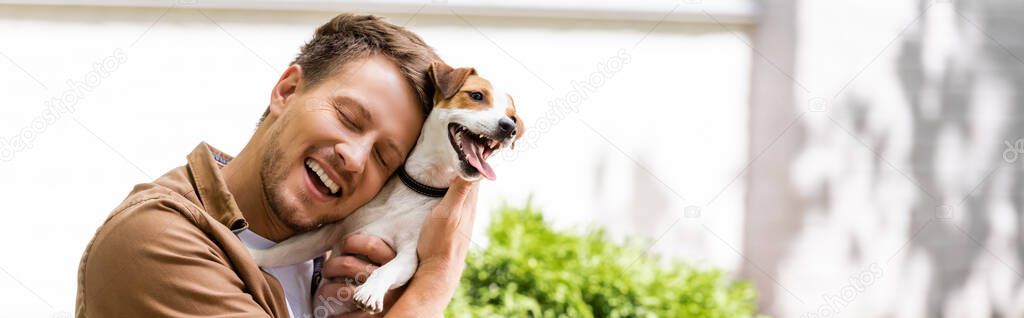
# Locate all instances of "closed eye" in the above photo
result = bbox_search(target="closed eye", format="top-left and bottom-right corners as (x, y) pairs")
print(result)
(375, 148), (388, 169)
(336, 108), (363, 132)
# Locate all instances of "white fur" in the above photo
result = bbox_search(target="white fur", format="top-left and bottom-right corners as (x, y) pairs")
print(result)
(247, 83), (515, 314)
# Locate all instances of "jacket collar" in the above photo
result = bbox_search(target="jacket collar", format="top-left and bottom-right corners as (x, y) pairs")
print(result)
(185, 142), (248, 232)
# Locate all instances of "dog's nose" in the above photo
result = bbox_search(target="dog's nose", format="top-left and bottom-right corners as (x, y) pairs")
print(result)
(498, 117), (517, 137)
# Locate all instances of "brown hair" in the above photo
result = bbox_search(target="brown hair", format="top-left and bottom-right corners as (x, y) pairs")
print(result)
(261, 13), (439, 122)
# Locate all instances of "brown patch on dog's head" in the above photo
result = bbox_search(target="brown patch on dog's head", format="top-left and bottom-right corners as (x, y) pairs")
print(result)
(429, 61), (475, 100)
(429, 61), (498, 111)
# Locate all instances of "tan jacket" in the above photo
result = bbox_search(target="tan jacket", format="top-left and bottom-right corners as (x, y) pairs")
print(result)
(76, 142), (289, 317)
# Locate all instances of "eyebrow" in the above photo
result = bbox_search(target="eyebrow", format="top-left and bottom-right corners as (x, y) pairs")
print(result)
(329, 95), (366, 121)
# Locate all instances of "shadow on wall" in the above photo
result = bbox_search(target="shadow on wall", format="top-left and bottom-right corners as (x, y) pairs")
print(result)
(901, 0), (1024, 315)
(745, 0), (1024, 316)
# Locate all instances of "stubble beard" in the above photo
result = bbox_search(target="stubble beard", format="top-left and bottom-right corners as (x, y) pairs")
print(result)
(260, 126), (323, 234)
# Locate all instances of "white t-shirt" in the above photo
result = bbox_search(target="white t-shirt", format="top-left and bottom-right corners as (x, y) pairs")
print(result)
(237, 229), (315, 318)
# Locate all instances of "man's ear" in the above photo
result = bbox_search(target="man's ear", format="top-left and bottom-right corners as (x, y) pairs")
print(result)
(269, 64), (304, 117)
(429, 61), (476, 100)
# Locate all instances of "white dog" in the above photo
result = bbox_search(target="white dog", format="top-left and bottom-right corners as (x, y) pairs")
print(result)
(247, 61), (524, 314)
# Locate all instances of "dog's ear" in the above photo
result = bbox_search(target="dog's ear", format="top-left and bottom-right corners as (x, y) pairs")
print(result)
(430, 61), (476, 100)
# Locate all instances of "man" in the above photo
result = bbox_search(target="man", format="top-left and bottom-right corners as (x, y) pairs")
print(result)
(76, 13), (478, 318)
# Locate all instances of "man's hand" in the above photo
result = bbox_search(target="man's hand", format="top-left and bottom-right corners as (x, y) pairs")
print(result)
(317, 234), (403, 318)
(416, 178), (479, 273)
(388, 178), (479, 316)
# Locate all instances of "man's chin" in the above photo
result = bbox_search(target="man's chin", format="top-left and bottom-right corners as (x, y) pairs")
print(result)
(287, 217), (324, 233)
(264, 190), (322, 235)
(273, 207), (325, 234)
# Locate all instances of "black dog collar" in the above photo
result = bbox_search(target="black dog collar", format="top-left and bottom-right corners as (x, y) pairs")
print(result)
(397, 166), (448, 198)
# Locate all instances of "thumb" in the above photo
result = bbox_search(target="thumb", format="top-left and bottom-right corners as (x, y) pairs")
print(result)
(435, 178), (475, 211)
(447, 178), (475, 197)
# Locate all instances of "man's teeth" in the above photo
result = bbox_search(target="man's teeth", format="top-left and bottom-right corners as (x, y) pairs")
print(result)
(305, 159), (340, 195)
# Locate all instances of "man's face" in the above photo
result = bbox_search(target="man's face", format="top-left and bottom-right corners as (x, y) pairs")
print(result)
(260, 55), (423, 232)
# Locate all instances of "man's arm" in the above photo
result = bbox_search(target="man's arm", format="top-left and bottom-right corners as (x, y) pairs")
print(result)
(78, 200), (276, 317)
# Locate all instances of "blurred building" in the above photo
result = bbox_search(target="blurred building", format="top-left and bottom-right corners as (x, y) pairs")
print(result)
(748, 0), (1024, 317)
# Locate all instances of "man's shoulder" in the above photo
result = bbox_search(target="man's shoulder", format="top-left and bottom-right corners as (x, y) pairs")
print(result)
(85, 182), (218, 262)
(81, 165), (224, 272)
(76, 173), (286, 317)
(100, 165), (204, 228)
(111, 182), (203, 227)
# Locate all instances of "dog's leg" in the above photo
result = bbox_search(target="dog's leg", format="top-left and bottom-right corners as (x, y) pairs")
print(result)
(247, 224), (338, 267)
(352, 244), (419, 314)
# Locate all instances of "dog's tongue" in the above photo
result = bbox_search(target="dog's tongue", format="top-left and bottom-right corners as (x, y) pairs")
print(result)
(460, 134), (496, 180)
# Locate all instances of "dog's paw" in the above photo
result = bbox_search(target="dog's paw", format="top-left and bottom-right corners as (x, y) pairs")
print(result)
(353, 283), (387, 314)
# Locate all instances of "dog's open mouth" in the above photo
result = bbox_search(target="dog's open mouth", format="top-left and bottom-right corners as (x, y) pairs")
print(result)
(448, 123), (500, 180)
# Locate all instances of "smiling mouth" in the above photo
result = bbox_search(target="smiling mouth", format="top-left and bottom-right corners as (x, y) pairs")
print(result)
(448, 123), (500, 180)
(305, 159), (341, 197)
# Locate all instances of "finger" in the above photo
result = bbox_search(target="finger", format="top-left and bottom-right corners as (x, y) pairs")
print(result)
(330, 312), (373, 318)
(322, 255), (379, 284)
(342, 234), (396, 265)
(461, 183), (479, 212)
(447, 177), (476, 199)
(431, 178), (476, 219)
(316, 283), (361, 316)
(455, 185), (479, 236)
(334, 286), (402, 318)
(316, 282), (355, 303)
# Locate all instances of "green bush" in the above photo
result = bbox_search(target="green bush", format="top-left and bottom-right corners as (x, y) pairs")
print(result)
(446, 204), (762, 318)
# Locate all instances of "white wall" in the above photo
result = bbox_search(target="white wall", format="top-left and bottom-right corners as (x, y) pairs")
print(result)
(0, 4), (752, 317)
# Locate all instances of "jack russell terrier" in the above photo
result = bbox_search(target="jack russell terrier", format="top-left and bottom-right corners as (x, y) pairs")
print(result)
(247, 61), (524, 314)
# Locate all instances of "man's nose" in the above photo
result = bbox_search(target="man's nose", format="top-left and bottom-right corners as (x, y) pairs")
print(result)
(335, 140), (369, 174)
(497, 117), (517, 138)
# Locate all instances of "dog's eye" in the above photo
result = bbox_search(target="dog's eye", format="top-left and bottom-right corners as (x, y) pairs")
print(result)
(468, 91), (484, 101)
